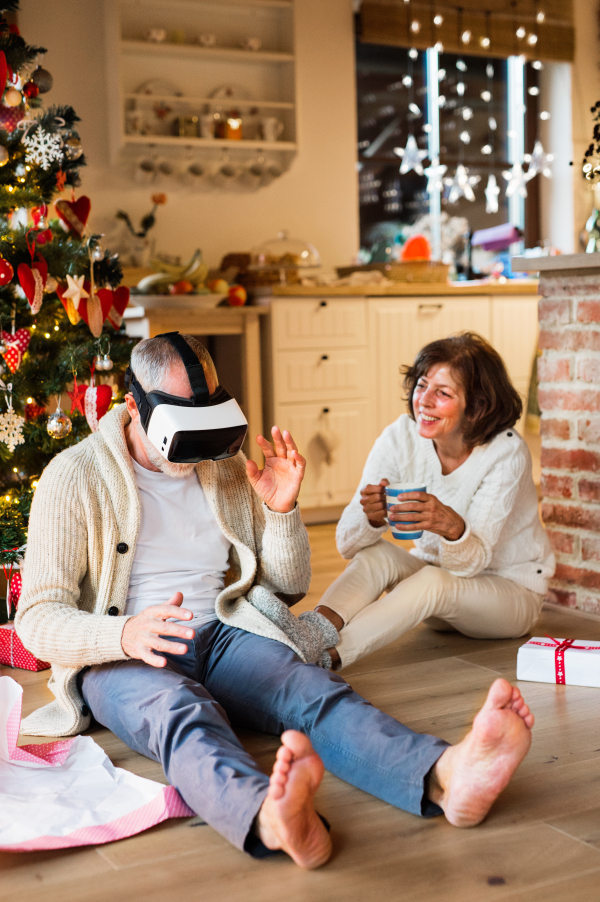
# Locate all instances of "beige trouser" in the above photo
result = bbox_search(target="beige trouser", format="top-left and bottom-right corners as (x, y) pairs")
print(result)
(320, 540), (544, 669)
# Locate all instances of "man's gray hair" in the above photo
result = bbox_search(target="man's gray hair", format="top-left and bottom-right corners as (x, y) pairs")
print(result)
(130, 334), (218, 393)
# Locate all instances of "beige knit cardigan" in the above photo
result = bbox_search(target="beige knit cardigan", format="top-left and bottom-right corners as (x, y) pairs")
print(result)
(15, 404), (311, 738)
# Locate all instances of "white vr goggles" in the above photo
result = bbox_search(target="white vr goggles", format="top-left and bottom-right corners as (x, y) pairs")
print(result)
(124, 331), (248, 464)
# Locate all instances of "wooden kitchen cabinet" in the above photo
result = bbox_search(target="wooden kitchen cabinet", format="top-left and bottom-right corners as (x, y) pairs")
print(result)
(263, 291), (539, 520)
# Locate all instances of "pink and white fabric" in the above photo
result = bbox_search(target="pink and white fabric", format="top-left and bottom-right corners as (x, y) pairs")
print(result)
(0, 676), (193, 850)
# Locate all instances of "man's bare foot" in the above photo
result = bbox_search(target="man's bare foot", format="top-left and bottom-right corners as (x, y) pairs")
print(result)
(255, 730), (332, 869)
(429, 678), (534, 827)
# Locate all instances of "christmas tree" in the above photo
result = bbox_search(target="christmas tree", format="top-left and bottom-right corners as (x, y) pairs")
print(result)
(0, 0), (135, 607)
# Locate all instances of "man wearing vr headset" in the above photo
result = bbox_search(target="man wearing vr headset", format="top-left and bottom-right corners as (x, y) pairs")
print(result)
(16, 332), (534, 869)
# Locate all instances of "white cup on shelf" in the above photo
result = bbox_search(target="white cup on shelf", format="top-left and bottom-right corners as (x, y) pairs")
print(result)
(183, 160), (206, 186)
(199, 114), (216, 139)
(198, 33), (217, 47)
(260, 117), (284, 142)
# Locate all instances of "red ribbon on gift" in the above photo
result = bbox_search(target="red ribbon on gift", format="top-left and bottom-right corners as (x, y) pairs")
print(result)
(527, 635), (600, 684)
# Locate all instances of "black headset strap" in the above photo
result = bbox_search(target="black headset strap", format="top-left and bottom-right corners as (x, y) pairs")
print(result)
(155, 331), (210, 404)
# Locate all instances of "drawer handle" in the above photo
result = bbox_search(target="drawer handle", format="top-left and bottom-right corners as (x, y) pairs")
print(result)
(319, 300), (327, 307)
(322, 407), (330, 414)
(320, 354), (329, 361)
(418, 303), (443, 312)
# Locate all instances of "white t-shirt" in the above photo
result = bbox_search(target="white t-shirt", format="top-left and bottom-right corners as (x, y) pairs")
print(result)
(125, 459), (232, 625)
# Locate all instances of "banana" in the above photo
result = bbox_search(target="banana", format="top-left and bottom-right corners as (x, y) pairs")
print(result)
(135, 271), (172, 293)
(150, 249), (203, 279)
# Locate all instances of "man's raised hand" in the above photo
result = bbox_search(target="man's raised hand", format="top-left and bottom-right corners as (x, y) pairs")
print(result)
(246, 427), (306, 514)
(120, 591), (194, 668)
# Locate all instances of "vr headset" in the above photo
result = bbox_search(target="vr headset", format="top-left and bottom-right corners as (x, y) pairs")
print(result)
(124, 331), (248, 463)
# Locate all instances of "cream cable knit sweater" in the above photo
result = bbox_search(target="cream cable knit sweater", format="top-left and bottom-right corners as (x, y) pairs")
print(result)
(336, 414), (554, 594)
(15, 404), (312, 738)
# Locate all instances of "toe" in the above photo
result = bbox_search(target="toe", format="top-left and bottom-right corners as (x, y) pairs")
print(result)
(281, 729), (315, 759)
(484, 678), (514, 711)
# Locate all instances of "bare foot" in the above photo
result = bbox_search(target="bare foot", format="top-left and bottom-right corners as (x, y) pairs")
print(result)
(255, 730), (332, 869)
(429, 678), (534, 827)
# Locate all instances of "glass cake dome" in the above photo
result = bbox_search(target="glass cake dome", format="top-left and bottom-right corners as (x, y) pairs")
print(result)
(250, 230), (321, 283)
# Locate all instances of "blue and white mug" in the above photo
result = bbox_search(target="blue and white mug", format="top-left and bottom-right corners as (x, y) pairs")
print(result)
(385, 482), (427, 541)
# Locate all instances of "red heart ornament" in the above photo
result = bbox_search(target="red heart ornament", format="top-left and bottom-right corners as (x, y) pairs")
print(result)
(0, 52), (8, 100)
(18, 257), (47, 315)
(1, 328), (30, 372)
(97, 286), (130, 329)
(55, 196), (91, 237)
(78, 285), (112, 338)
(84, 384), (112, 432)
(8, 571), (21, 610)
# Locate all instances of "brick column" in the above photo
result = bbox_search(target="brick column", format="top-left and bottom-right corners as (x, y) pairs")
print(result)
(538, 271), (600, 613)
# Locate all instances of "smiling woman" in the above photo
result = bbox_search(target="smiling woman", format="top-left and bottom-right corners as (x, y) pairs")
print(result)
(316, 332), (555, 671)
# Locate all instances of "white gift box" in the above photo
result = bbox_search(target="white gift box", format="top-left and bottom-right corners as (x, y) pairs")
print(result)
(516, 637), (600, 688)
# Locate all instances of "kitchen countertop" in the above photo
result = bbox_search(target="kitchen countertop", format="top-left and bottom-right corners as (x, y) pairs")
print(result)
(272, 279), (539, 297)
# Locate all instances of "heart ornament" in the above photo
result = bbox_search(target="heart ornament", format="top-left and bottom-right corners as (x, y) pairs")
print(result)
(18, 257), (48, 315)
(55, 196), (91, 237)
(97, 286), (130, 329)
(84, 383), (112, 432)
(0, 328), (31, 372)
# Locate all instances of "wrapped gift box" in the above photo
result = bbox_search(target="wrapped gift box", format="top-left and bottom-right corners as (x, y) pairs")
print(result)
(0, 624), (50, 672)
(517, 637), (600, 688)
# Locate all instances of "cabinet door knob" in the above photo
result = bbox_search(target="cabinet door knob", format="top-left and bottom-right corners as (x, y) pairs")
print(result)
(319, 300), (327, 307)
(321, 354), (329, 360)
(322, 407), (330, 413)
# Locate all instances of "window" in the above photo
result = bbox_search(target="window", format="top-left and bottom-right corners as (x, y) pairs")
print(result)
(356, 42), (542, 275)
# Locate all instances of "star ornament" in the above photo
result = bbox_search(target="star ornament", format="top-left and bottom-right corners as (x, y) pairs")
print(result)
(502, 161), (533, 198)
(444, 164), (480, 204)
(63, 274), (89, 310)
(424, 161), (447, 195)
(484, 173), (501, 214)
(526, 139), (553, 179)
(393, 134), (428, 176)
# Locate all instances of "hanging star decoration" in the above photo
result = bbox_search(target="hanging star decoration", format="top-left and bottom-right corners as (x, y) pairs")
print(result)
(444, 164), (480, 203)
(424, 161), (447, 195)
(526, 140), (554, 179)
(393, 135), (428, 176)
(63, 274), (89, 310)
(502, 161), (533, 198)
(67, 372), (86, 417)
(484, 173), (501, 214)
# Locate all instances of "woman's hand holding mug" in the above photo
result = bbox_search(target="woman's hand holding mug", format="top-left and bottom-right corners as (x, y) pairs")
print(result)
(388, 491), (465, 541)
(360, 478), (390, 528)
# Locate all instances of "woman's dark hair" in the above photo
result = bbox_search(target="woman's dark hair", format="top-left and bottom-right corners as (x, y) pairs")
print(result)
(402, 332), (523, 447)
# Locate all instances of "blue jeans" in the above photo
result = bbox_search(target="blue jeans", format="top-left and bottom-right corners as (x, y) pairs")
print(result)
(80, 621), (448, 854)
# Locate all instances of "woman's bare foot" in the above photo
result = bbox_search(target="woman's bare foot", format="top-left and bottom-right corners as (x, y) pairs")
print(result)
(429, 678), (534, 827)
(255, 730), (332, 869)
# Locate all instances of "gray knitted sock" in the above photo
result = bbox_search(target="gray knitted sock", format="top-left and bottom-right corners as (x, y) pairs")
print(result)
(247, 586), (339, 668)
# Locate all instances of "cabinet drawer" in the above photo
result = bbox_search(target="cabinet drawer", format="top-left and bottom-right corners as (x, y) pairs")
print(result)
(272, 400), (371, 509)
(272, 298), (367, 349)
(274, 347), (369, 403)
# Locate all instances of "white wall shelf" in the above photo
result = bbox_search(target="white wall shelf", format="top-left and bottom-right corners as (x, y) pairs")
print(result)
(123, 135), (297, 151)
(104, 0), (297, 188)
(120, 40), (294, 65)
(124, 93), (295, 110)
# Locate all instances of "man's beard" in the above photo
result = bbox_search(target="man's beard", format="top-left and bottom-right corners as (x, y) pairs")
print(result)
(135, 419), (197, 479)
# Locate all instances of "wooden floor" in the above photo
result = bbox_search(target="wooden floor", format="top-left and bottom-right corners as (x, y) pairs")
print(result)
(3, 524), (600, 902)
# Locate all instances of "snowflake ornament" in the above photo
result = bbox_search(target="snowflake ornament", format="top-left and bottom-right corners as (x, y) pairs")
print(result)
(0, 408), (25, 452)
(22, 125), (63, 171)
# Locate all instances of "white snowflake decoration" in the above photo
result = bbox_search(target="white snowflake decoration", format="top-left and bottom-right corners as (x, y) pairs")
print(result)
(0, 408), (25, 452)
(22, 125), (63, 171)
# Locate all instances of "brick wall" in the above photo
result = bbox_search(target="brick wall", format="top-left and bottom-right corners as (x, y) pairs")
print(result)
(538, 271), (600, 614)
